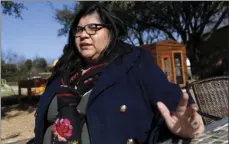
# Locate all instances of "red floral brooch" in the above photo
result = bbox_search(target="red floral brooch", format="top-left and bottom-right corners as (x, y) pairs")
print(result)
(52, 118), (73, 142)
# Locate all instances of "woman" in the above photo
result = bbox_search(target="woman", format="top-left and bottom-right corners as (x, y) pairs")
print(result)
(34, 3), (204, 144)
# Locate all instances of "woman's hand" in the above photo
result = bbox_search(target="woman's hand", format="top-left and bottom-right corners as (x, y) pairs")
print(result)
(157, 92), (205, 139)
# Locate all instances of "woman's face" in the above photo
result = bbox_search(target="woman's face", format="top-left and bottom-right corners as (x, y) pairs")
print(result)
(75, 12), (110, 63)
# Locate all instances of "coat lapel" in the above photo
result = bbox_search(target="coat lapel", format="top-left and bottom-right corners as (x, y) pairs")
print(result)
(87, 48), (141, 108)
(87, 60), (124, 107)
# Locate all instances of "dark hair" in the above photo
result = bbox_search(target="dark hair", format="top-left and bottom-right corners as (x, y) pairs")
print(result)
(47, 3), (125, 84)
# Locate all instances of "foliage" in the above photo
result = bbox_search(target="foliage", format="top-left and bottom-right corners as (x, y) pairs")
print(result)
(32, 57), (47, 71)
(2, 63), (17, 75)
(54, 2), (79, 36)
(1, 50), (49, 82)
(24, 59), (33, 71)
(1, 1), (27, 18)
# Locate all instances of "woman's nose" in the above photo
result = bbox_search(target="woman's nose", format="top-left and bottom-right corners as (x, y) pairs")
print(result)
(80, 29), (89, 38)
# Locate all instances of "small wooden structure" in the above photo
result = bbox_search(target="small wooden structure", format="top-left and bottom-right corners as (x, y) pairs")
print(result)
(141, 40), (188, 87)
(18, 60), (57, 96)
(18, 78), (47, 96)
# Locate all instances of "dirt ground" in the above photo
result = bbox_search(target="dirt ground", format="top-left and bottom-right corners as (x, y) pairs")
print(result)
(1, 96), (38, 144)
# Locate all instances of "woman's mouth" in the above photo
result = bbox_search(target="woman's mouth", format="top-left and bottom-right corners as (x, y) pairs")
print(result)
(80, 43), (92, 47)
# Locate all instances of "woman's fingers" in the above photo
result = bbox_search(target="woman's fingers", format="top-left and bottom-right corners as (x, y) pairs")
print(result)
(191, 113), (205, 138)
(184, 103), (198, 119)
(183, 102), (202, 131)
(183, 106), (195, 123)
(176, 93), (189, 116)
(157, 102), (175, 126)
(190, 103), (199, 111)
(189, 111), (199, 129)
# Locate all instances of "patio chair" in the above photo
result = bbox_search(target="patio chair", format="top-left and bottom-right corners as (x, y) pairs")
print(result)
(186, 76), (229, 125)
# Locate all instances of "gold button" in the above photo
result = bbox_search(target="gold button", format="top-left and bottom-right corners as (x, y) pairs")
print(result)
(127, 139), (135, 144)
(120, 105), (127, 112)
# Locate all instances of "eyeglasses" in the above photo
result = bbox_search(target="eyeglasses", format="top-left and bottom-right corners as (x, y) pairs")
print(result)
(73, 23), (109, 37)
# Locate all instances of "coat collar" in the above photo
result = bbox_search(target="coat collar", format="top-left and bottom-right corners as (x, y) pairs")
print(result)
(87, 46), (141, 107)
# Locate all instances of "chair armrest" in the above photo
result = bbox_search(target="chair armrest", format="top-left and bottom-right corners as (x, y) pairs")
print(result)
(198, 111), (222, 121)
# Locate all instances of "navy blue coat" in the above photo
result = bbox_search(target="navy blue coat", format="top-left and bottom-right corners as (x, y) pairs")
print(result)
(34, 47), (193, 144)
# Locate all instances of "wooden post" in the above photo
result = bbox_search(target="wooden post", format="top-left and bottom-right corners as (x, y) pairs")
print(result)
(28, 87), (32, 97)
(18, 86), (21, 96)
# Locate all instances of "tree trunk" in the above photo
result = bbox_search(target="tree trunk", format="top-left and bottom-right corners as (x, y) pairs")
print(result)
(186, 41), (204, 79)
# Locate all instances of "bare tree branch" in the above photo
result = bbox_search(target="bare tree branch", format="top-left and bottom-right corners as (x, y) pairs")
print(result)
(204, 10), (228, 41)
